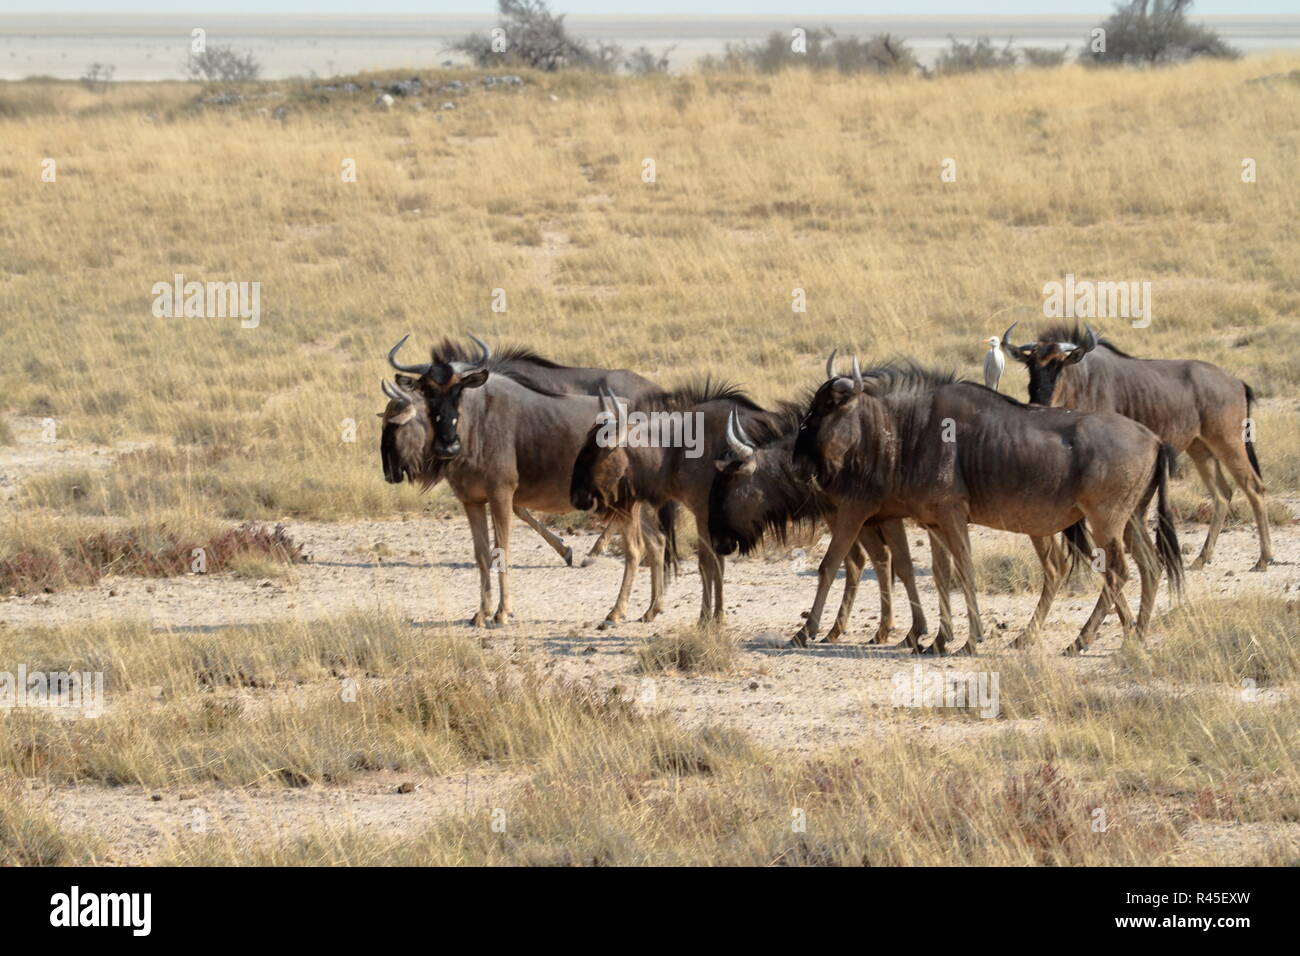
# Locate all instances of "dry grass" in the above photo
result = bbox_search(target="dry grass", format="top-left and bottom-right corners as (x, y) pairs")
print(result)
(2, 57), (1298, 538)
(2, 57), (1298, 865)
(636, 625), (738, 674)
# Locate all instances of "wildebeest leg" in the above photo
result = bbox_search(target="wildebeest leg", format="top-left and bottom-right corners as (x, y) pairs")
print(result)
(793, 505), (871, 647)
(1013, 535), (1068, 649)
(640, 511), (666, 623)
(601, 504), (643, 630)
(464, 501), (494, 628)
(580, 524), (614, 568)
(1066, 535), (1130, 656)
(487, 492), (514, 626)
(513, 506), (575, 567)
(933, 515), (981, 654)
(882, 519), (926, 648)
(1203, 433), (1273, 571)
(692, 511), (725, 626)
(1186, 441), (1226, 571)
(922, 530), (956, 655)
(825, 534), (870, 644)
(1125, 513), (1160, 640)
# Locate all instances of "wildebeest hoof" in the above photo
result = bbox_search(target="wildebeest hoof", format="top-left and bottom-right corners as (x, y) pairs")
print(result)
(639, 609), (661, 623)
(470, 612), (489, 628)
(492, 611), (511, 627)
(954, 641), (976, 656)
(581, 555), (598, 568)
(869, 627), (891, 645)
(1010, 631), (1035, 649)
(563, 546), (575, 567)
(1189, 556), (1209, 571)
(789, 629), (810, 648)
(1062, 640), (1084, 657)
(1250, 559), (1272, 572)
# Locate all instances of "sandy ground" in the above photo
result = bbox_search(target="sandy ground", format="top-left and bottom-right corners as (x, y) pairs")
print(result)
(3, 428), (1297, 861)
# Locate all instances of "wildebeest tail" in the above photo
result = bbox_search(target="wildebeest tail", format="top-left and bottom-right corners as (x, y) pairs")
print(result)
(1061, 517), (1092, 579)
(1244, 382), (1262, 479)
(1154, 443), (1184, 597)
(658, 502), (680, 582)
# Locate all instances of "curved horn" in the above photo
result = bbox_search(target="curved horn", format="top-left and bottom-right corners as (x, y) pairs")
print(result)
(388, 334), (432, 375)
(825, 348), (838, 381)
(731, 410), (756, 448)
(381, 379), (409, 403)
(1001, 322), (1032, 364)
(466, 332), (492, 364)
(725, 409), (755, 460)
(1064, 325), (1098, 366)
(851, 355), (864, 390)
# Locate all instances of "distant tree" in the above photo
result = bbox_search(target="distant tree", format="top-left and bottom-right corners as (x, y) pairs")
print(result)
(451, 0), (620, 73)
(186, 44), (262, 83)
(80, 63), (115, 92)
(1082, 0), (1238, 66)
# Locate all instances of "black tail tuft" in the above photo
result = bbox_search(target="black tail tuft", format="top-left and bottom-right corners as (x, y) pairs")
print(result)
(658, 502), (680, 583)
(1155, 443), (1185, 597)
(1061, 518), (1092, 579)
(1244, 382), (1263, 480)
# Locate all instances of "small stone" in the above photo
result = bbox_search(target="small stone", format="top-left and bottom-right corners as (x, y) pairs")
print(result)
(150, 793), (163, 802)
(396, 782), (415, 794)
(747, 680), (759, 690)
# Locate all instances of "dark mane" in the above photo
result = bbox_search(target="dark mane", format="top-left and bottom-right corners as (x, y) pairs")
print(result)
(858, 361), (973, 396)
(632, 377), (766, 414)
(1036, 323), (1132, 358)
(430, 338), (567, 370)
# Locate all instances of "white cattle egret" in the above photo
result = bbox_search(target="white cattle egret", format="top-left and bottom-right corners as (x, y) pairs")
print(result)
(983, 336), (1005, 391)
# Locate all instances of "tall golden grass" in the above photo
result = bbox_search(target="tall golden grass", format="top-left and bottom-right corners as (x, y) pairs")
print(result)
(1, 58), (1297, 534)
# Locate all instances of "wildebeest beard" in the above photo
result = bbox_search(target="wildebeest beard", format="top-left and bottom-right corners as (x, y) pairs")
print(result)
(709, 434), (826, 557)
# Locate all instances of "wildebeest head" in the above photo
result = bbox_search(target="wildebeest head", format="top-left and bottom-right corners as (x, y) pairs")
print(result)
(1001, 322), (1097, 405)
(792, 350), (866, 484)
(709, 409), (820, 556)
(388, 333), (491, 460)
(378, 376), (433, 485)
(570, 387), (631, 515)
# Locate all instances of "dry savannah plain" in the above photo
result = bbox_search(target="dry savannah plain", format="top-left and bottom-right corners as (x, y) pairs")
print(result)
(1, 54), (1299, 866)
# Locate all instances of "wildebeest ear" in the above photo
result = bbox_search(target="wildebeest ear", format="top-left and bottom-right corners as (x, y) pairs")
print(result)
(395, 374), (418, 390)
(458, 368), (489, 389)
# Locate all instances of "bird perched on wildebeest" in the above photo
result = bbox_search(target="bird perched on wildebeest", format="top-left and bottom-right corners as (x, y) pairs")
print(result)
(983, 335), (1005, 391)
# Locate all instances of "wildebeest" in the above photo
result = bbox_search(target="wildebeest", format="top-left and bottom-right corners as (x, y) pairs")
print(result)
(1001, 323), (1271, 571)
(382, 336), (671, 627)
(793, 357), (1183, 655)
(709, 407), (928, 647)
(571, 381), (789, 625)
(385, 333), (660, 567)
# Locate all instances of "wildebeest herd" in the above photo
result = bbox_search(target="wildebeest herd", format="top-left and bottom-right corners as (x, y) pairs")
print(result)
(379, 326), (1271, 656)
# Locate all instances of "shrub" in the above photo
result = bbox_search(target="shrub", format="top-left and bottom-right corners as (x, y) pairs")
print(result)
(186, 44), (261, 83)
(451, 0), (620, 73)
(1082, 0), (1239, 66)
(701, 29), (916, 76)
(934, 37), (1018, 75)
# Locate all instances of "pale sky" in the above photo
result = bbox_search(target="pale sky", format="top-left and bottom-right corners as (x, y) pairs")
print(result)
(2, 1), (1294, 16)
